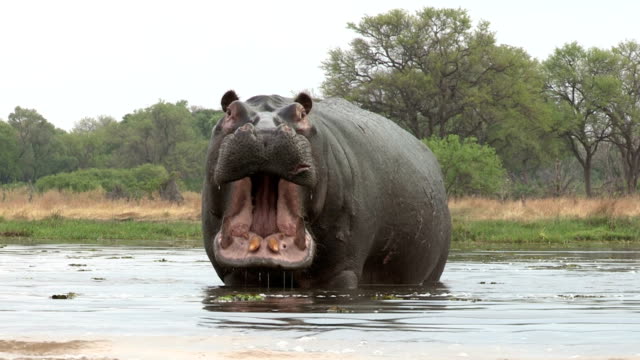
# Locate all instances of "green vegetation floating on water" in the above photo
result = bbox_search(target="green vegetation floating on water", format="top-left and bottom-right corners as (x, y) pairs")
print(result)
(1, 216), (639, 249)
(372, 294), (402, 300)
(216, 294), (265, 302)
(51, 292), (77, 300)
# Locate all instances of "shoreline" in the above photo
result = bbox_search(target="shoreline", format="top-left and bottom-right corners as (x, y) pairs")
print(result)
(1, 217), (639, 249)
(1, 335), (638, 360)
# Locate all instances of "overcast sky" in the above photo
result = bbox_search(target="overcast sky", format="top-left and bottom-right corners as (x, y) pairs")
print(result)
(1, 0), (638, 130)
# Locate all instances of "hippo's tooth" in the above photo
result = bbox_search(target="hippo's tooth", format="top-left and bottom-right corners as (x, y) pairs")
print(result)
(267, 236), (280, 253)
(249, 236), (261, 252)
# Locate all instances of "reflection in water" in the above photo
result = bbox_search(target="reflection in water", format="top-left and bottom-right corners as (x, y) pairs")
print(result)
(199, 285), (469, 335)
(1, 245), (639, 358)
(201, 284), (451, 313)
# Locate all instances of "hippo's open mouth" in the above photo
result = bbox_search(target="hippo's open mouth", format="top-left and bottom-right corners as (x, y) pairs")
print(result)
(213, 174), (314, 269)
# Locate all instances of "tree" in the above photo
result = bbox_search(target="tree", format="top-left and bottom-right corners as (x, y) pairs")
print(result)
(116, 101), (193, 166)
(72, 115), (116, 134)
(0, 120), (20, 183)
(321, 7), (547, 143)
(8, 106), (58, 182)
(95, 101), (213, 190)
(424, 135), (505, 196)
(483, 62), (562, 185)
(67, 115), (118, 169)
(600, 41), (640, 194)
(150, 101), (194, 164)
(163, 140), (209, 191)
(191, 107), (223, 139)
(543, 43), (617, 197)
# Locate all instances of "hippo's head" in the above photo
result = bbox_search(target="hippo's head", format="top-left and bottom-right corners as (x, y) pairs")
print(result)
(206, 90), (317, 272)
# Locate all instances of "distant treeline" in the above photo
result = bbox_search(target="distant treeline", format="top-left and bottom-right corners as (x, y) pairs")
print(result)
(0, 101), (222, 192)
(2, 7), (640, 198)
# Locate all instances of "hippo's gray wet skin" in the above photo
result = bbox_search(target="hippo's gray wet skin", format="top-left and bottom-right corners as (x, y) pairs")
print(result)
(202, 92), (451, 289)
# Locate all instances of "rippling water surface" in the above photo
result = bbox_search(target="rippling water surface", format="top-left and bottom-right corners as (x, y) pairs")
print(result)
(1, 245), (639, 358)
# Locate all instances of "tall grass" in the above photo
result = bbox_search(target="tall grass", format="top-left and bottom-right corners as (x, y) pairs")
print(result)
(2, 187), (640, 223)
(0, 188), (200, 221)
(2, 189), (639, 246)
(449, 196), (640, 221)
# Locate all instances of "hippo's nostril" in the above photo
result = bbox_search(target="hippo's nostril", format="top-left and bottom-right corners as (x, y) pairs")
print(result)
(234, 123), (257, 139)
(277, 124), (295, 136)
(239, 123), (255, 132)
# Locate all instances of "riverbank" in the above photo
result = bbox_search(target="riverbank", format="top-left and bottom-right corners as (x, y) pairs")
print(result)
(0, 218), (201, 247)
(1, 216), (639, 249)
(2, 335), (638, 360)
(1, 190), (640, 248)
(453, 216), (640, 249)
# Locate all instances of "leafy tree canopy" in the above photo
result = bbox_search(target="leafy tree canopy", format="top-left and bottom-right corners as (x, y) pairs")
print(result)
(424, 135), (506, 196)
(322, 7), (548, 145)
(0, 120), (20, 183)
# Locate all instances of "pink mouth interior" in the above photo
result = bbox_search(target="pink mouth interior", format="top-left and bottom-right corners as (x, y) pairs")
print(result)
(214, 174), (313, 268)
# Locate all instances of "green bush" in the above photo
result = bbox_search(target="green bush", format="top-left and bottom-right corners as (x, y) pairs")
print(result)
(125, 164), (170, 198)
(424, 135), (506, 197)
(35, 165), (169, 198)
(0, 182), (28, 191)
(35, 171), (102, 192)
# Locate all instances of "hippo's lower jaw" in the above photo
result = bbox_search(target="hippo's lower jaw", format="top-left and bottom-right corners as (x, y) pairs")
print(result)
(213, 230), (315, 269)
(213, 174), (316, 270)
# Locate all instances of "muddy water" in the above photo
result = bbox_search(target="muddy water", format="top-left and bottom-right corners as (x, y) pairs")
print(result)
(1, 245), (639, 359)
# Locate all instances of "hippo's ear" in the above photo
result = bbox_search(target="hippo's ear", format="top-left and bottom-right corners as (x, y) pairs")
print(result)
(221, 90), (239, 112)
(294, 92), (312, 114)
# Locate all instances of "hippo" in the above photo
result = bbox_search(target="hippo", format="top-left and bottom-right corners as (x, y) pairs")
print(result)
(202, 90), (451, 289)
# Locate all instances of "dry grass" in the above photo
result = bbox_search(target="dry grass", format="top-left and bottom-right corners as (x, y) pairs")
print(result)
(3, 188), (640, 223)
(0, 188), (201, 221)
(449, 196), (640, 221)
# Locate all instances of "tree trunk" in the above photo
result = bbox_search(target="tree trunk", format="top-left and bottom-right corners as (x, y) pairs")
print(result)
(554, 159), (561, 197)
(624, 160), (634, 194)
(628, 154), (639, 194)
(584, 156), (593, 197)
(616, 143), (639, 195)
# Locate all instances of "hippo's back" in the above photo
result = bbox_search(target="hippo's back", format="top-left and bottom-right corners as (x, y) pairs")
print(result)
(313, 97), (446, 195)
(310, 97), (451, 284)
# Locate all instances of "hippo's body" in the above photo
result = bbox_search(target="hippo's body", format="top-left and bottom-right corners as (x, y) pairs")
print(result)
(202, 91), (450, 289)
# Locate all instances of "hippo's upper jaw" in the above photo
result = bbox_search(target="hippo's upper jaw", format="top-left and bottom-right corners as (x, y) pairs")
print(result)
(210, 91), (317, 271)
(213, 174), (315, 269)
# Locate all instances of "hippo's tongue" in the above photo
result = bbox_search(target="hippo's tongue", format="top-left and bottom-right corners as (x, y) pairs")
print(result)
(250, 174), (279, 237)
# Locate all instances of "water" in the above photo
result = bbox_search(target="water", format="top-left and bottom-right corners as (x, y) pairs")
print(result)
(1, 245), (639, 358)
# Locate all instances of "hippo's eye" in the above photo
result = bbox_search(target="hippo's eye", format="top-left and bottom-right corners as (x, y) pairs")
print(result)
(299, 110), (306, 119)
(226, 109), (231, 116)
